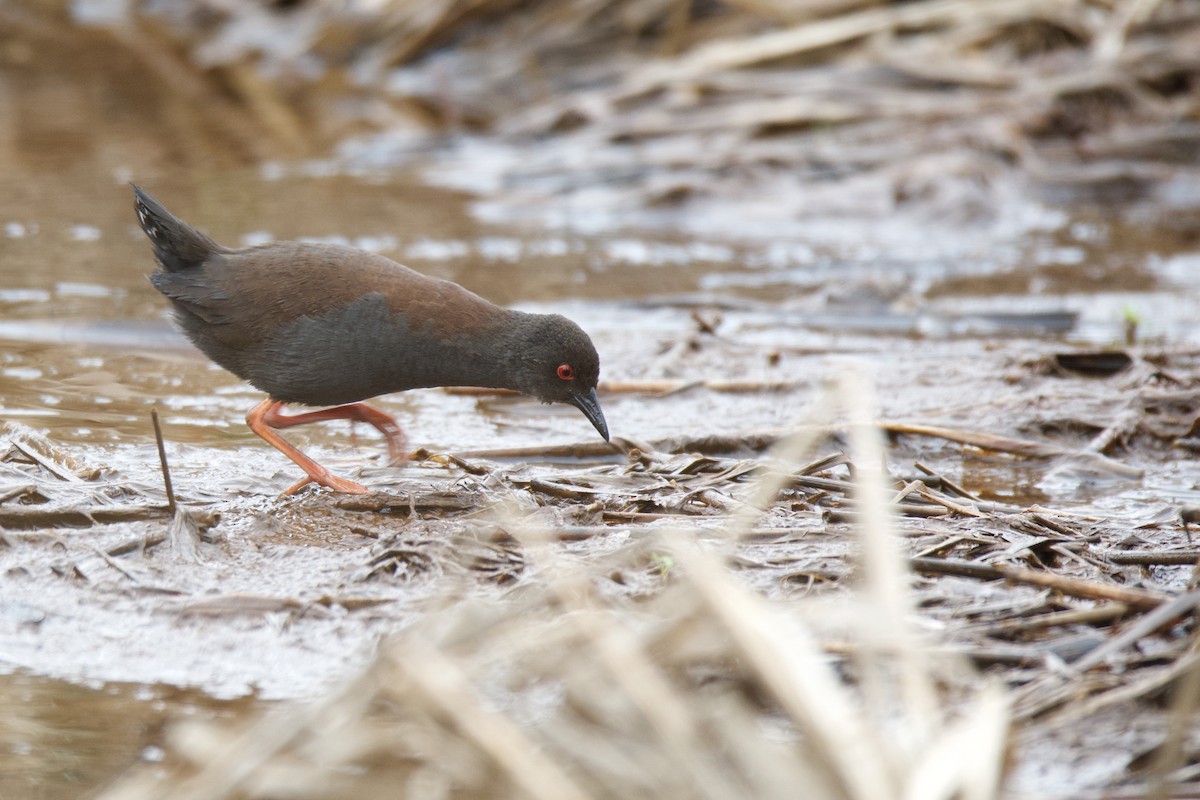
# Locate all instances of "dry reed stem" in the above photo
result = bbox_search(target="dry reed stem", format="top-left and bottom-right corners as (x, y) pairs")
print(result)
(385, 636), (594, 800)
(721, 389), (837, 538)
(677, 543), (895, 800)
(150, 408), (176, 516)
(906, 683), (1009, 800)
(99, 668), (381, 800)
(909, 558), (1171, 611)
(1094, 0), (1167, 61)
(4, 421), (105, 480)
(1067, 592), (1200, 674)
(86, 370), (1024, 800)
(1033, 650), (1200, 731)
(510, 522), (757, 800)
(1146, 631), (1200, 800)
(841, 369), (940, 771)
(624, 0), (1065, 91)
(104, 21), (270, 160)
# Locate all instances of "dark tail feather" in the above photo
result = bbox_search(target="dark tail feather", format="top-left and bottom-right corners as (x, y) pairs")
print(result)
(131, 184), (221, 273)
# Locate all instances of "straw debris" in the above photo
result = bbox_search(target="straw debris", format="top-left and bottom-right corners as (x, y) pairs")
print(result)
(76, 372), (1200, 798)
(94, 378), (1014, 800)
(2, 359), (1198, 794)
(81, 0), (1200, 213)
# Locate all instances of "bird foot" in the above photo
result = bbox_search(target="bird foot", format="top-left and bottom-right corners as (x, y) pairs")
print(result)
(282, 473), (369, 496)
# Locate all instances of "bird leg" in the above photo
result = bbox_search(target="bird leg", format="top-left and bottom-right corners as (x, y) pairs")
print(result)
(260, 401), (408, 465)
(246, 398), (408, 495)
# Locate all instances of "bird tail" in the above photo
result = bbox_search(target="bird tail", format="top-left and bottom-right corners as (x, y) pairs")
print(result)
(131, 184), (221, 272)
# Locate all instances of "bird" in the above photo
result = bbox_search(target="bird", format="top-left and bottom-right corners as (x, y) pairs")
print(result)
(131, 185), (608, 495)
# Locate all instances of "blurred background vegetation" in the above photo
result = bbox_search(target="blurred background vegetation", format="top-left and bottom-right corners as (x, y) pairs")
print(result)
(5, 0), (1200, 227)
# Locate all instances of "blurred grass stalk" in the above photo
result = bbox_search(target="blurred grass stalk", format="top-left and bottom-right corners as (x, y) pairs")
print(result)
(98, 368), (1011, 800)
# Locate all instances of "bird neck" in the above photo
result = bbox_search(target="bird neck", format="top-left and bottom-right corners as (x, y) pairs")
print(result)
(434, 311), (540, 393)
(358, 309), (536, 395)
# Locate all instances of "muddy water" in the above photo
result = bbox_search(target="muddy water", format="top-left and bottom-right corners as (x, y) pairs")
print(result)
(0, 671), (256, 800)
(6, 13), (1200, 800)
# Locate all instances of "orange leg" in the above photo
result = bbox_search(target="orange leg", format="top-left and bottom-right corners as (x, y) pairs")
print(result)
(261, 402), (408, 465)
(245, 399), (408, 495)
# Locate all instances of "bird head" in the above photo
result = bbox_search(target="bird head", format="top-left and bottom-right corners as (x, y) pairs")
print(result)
(510, 314), (608, 441)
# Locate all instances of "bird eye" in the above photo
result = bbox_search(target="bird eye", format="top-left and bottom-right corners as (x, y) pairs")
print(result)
(557, 364), (575, 381)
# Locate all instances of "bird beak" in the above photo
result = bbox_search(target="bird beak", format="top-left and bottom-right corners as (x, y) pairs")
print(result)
(569, 387), (609, 441)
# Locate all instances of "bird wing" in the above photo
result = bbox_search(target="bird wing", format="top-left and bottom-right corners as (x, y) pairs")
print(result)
(149, 271), (234, 325)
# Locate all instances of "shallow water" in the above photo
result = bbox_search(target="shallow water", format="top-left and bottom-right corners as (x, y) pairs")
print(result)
(0, 671), (256, 800)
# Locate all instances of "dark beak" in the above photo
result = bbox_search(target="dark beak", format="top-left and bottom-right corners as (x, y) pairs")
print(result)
(569, 387), (609, 441)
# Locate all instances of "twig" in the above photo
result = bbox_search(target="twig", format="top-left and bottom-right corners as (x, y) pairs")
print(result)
(457, 441), (624, 460)
(968, 604), (1129, 637)
(107, 533), (167, 558)
(332, 492), (477, 514)
(457, 420), (1133, 467)
(1032, 651), (1200, 727)
(0, 484), (40, 504)
(828, 504), (950, 521)
(623, 0), (1050, 90)
(526, 477), (625, 501)
(86, 544), (144, 584)
(1027, 513), (1086, 539)
(1002, 565), (1167, 610)
(1106, 550), (1200, 566)
(891, 479), (924, 505)
(1044, 406), (1144, 483)
(913, 535), (971, 559)
(0, 505), (171, 529)
(1180, 507), (1200, 543)
(909, 558), (1170, 610)
(3, 421), (105, 479)
(1009, 594), (1200, 720)
(1147, 634), (1200, 799)
(442, 378), (806, 396)
(914, 461), (979, 501)
(1070, 592), (1200, 673)
(151, 408), (176, 516)
(937, 423), (1043, 458)
(909, 557), (1001, 582)
(914, 486), (984, 518)
(181, 594), (306, 616)
(8, 440), (83, 483)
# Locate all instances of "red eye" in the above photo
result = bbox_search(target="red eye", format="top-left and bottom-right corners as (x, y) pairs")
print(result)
(557, 364), (575, 381)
